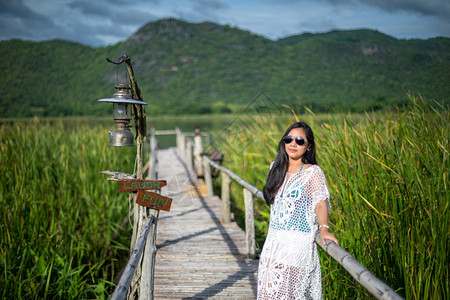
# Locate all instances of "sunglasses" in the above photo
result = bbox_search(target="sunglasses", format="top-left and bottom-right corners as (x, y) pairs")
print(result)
(283, 136), (306, 146)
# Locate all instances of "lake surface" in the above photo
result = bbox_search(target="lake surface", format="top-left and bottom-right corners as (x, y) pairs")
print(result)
(150, 114), (253, 148)
(1, 114), (255, 149)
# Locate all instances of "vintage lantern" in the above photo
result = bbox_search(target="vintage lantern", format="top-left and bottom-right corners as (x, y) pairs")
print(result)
(98, 83), (147, 146)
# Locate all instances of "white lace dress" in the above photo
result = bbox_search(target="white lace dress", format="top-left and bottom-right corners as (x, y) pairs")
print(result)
(258, 165), (330, 300)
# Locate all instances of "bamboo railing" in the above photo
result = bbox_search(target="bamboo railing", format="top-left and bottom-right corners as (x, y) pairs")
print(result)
(175, 128), (404, 300)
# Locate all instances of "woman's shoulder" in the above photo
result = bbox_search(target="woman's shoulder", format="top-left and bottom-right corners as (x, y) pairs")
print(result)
(309, 165), (328, 185)
(305, 164), (326, 177)
(303, 163), (320, 171)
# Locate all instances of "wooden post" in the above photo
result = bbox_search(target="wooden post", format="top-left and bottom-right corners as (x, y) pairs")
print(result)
(123, 54), (147, 253)
(140, 209), (159, 299)
(186, 140), (193, 171)
(181, 134), (186, 161)
(110, 216), (155, 300)
(203, 157), (214, 197)
(193, 126), (204, 176)
(139, 126), (159, 299)
(221, 173), (232, 223)
(149, 128), (157, 180)
(106, 55), (158, 300)
(243, 188), (255, 259)
(176, 127), (182, 153)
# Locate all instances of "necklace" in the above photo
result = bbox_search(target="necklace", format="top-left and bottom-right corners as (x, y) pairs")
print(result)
(287, 163), (304, 174)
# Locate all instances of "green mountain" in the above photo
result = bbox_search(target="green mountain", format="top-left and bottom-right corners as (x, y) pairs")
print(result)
(0, 18), (448, 118)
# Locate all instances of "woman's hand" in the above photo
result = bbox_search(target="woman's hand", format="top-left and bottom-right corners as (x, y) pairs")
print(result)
(319, 228), (339, 245)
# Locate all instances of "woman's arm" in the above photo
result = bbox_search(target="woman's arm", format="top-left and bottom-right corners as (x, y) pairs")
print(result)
(315, 200), (339, 245)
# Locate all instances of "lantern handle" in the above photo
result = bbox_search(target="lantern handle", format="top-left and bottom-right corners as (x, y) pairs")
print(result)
(106, 55), (130, 65)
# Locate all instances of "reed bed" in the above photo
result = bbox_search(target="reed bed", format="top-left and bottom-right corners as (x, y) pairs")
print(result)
(0, 120), (137, 299)
(214, 95), (448, 299)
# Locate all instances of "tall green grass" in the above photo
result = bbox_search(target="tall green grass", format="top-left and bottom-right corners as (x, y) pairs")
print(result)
(214, 96), (448, 299)
(0, 120), (137, 299)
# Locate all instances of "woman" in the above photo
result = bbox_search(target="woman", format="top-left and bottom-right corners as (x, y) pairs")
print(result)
(258, 121), (338, 300)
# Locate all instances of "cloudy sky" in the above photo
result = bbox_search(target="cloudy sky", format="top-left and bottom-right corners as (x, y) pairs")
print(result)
(1, 0), (449, 47)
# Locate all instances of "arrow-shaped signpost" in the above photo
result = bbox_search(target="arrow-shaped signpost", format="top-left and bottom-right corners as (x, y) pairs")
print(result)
(136, 191), (172, 212)
(118, 179), (167, 192)
(118, 180), (172, 212)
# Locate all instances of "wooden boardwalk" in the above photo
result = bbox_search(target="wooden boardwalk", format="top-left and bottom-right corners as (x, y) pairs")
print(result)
(154, 148), (258, 299)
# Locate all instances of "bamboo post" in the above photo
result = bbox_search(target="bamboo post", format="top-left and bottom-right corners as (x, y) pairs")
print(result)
(193, 126), (204, 176)
(203, 157), (214, 197)
(243, 188), (255, 259)
(221, 173), (232, 223)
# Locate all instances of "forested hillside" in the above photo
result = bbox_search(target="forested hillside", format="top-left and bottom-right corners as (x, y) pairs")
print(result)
(0, 18), (448, 117)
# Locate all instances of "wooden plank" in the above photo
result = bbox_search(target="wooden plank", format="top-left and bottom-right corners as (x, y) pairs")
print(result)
(152, 148), (258, 299)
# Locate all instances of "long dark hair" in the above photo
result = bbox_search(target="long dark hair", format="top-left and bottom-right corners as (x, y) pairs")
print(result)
(262, 122), (317, 206)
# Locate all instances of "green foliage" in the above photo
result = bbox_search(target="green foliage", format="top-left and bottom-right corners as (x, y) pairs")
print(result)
(0, 39), (122, 117)
(0, 19), (448, 118)
(0, 120), (136, 299)
(213, 95), (449, 299)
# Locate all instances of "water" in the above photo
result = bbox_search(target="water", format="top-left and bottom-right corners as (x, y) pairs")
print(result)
(149, 114), (244, 148)
(0, 114), (246, 148)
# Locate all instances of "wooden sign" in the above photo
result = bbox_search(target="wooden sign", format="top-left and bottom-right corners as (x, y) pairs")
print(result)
(118, 180), (167, 192)
(136, 190), (172, 211)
